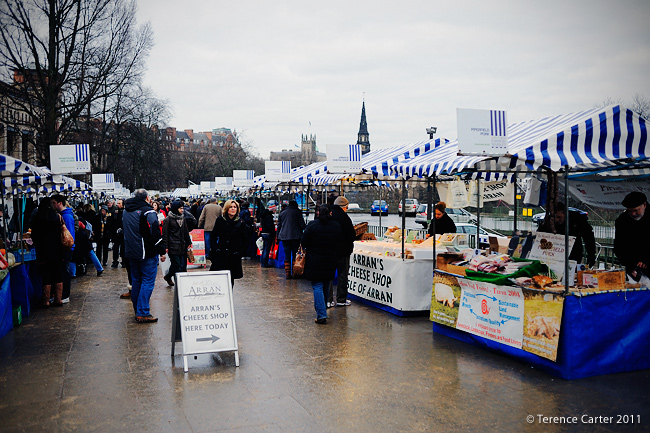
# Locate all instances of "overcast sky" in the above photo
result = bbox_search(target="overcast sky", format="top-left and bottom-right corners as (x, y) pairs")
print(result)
(135, 0), (650, 159)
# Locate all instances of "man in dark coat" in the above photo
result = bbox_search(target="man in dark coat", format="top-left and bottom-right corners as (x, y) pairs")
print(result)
(259, 208), (276, 268)
(328, 196), (356, 307)
(615, 192), (650, 281)
(110, 198), (125, 268)
(427, 202), (456, 237)
(539, 202), (596, 266)
(276, 200), (306, 278)
(123, 189), (166, 323)
(301, 204), (342, 324)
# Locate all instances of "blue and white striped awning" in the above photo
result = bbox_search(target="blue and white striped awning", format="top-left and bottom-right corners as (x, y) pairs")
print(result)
(171, 188), (189, 198)
(393, 105), (649, 178)
(0, 154), (50, 177)
(309, 138), (447, 185)
(489, 104), (649, 174)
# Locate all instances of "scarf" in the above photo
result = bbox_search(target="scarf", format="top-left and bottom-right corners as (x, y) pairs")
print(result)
(169, 210), (184, 227)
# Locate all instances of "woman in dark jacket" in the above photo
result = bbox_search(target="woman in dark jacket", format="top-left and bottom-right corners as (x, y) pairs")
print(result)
(162, 200), (192, 286)
(209, 199), (249, 287)
(31, 197), (65, 307)
(300, 204), (342, 324)
(427, 201), (457, 237)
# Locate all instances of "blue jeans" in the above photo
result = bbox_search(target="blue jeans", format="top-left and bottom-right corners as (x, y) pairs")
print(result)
(204, 231), (211, 259)
(88, 249), (104, 271)
(311, 280), (328, 320)
(261, 233), (274, 266)
(129, 256), (158, 317)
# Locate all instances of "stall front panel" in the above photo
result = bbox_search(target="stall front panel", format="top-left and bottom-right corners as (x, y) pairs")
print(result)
(348, 251), (432, 316)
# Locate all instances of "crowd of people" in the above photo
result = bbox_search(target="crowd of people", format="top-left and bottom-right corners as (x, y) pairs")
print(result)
(27, 190), (357, 325)
(23, 188), (650, 325)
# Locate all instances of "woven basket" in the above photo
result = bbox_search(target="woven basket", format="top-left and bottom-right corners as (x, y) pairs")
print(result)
(354, 222), (369, 239)
(360, 233), (376, 240)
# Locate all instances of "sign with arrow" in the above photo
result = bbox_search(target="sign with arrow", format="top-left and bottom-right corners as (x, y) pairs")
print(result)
(455, 278), (524, 348)
(173, 271), (239, 371)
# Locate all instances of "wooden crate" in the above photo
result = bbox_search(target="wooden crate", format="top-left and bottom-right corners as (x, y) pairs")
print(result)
(577, 270), (626, 291)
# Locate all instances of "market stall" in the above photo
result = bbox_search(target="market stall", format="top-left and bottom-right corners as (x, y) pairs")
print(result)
(390, 104), (650, 378)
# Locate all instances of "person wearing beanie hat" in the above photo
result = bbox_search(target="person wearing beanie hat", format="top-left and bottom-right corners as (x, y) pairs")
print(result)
(329, 195), (356, 307)
(162, 200), (192, 286)
(615, 191), (650, 282)
(333, 196), (349, 207)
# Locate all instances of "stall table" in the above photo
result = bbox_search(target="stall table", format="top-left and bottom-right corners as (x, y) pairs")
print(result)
(431, 269), (650, 379)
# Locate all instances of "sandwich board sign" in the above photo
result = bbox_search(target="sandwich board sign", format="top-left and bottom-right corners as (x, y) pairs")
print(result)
(171, 271), (239, 372)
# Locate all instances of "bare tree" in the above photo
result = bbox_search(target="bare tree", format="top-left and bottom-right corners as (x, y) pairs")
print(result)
(0, 0), (152, 165)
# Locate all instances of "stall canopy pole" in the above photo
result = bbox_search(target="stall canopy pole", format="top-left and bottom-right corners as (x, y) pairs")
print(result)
(564, 165), (570, 294)
(513, 173), (518, 235)
(401, 178), (406, 261)
(475, 177), (481, 250)
(378, 182), (382, 236)
(1, 181), (7, 249)
(427, 177), (433, 223)
(432, 175), (437, 270)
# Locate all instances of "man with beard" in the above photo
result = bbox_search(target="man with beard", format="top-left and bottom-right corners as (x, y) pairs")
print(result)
(615, 192), (650, 282)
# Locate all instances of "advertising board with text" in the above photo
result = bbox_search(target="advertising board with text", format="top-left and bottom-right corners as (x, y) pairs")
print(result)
(50, 144), (91, 174)
(175, 271), (238, 358)
(457, 108), (508, 155)
(431, 271), (563, 361)
(326, 144), (362, 173)
(264, 161), (291, 182)
(233, 170), (255, 188)
(92, 173), (115, 191)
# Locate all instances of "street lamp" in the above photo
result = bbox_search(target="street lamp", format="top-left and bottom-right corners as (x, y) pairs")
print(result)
(426, 127), (437, 139)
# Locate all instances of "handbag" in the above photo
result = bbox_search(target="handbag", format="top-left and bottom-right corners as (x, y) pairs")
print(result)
(292, 246), (306, 277)
(187, 248), (196, 264)
(61, 218), (74, 250)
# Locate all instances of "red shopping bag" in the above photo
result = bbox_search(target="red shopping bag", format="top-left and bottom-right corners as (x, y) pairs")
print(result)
(269, 239), (279, 260)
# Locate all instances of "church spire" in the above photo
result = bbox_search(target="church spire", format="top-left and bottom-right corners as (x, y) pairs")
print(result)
(357, 99), (370, 154)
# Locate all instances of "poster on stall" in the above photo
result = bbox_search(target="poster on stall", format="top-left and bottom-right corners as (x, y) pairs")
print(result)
(189, 229), (206, 267)
(432, 271), (564, 361)
(527, 232), (575, 282)
(569, 179), (650, 209)
(521, 289), (564, 361)
(456, 278), (524, 349)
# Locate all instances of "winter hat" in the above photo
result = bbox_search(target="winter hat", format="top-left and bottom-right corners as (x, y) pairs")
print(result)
(170, 200), (183, 214)
(622, 191), (647, 208)
(100, 205), (108, 211)
(334, 196), (349, 207)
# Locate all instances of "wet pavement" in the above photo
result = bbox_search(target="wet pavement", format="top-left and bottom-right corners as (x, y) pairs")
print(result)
(1, 260), (650, 432)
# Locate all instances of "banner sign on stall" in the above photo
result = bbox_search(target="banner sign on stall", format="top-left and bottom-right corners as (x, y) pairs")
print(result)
(569, 179), (650, 210)
(200, 181), (215, 194)
(233, 170), (255, 188)
(264, 161), (291, 182)
(50, 144), (91, 174)
(189, 229), (206, 267)
(215, 177), (233, 191)
(347, 252), (433, 312)
(456, 278), (524, 348)
(173, 271), (239, 372)
(326, 144), (362, 173)
(92, 173), (115, 191)
(457, 108), (508, 155)
(431, 271), (564, 361)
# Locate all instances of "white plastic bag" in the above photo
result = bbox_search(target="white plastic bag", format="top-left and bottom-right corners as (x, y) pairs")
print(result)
(159, 253), (171, 276)
(255, 236), (264, 251)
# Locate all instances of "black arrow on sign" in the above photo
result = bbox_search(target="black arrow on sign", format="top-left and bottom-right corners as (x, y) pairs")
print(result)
(196, 335), (220, 343)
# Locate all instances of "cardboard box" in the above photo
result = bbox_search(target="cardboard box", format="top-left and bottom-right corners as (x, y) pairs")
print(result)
(577, 270), (625, 291)
(446, 264), (469, 276)
(436, 253), (464, 271)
